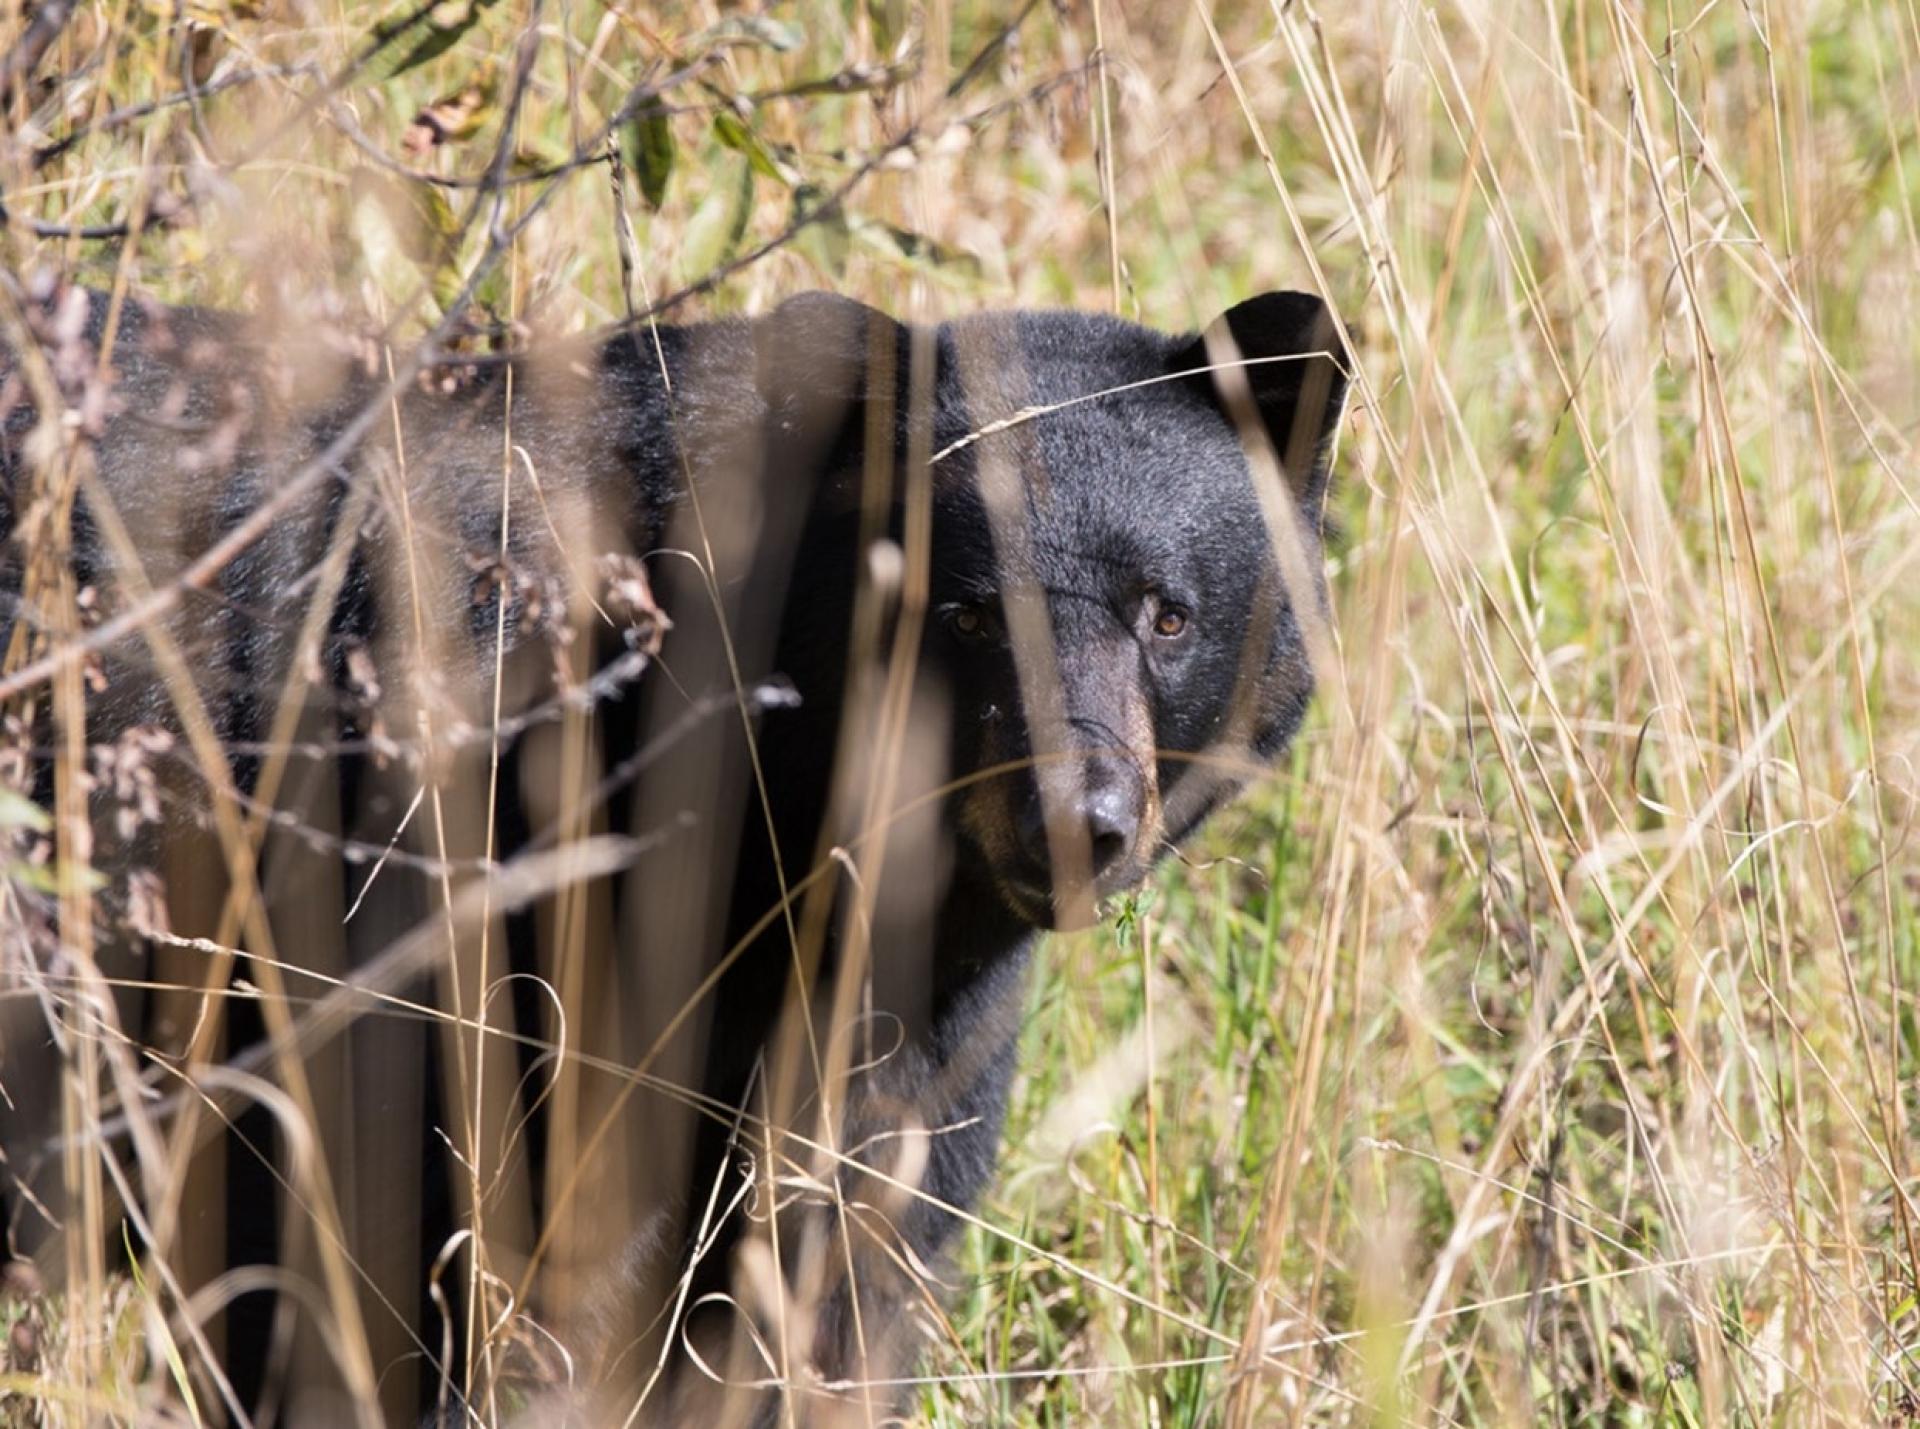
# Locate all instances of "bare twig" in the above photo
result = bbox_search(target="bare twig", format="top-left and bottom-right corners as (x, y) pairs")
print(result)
(31, 64), (320, 168)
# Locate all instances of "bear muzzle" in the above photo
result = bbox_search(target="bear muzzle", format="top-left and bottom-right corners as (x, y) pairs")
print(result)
(1003, 751), (1152, 929)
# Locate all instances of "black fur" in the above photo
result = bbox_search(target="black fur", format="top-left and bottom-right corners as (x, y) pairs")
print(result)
(0, 281), (1349, 1425)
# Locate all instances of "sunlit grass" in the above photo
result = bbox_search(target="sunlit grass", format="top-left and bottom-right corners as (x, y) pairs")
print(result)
(3, 0), (1917, 1424)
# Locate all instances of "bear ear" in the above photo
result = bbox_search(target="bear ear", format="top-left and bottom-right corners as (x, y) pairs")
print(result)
(754, 292), (907, 454)
(1171, 291), (1352, 516)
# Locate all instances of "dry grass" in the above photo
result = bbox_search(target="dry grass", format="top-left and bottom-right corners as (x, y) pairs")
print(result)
(1, 0), (1917, 1424)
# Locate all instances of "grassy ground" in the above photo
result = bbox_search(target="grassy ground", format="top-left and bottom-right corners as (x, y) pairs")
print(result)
(3, 0), (1918, 1424)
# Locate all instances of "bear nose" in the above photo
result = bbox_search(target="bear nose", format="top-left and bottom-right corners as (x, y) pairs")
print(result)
(1017, 765), (1141, 885)
(1082, 782), (1137, 877)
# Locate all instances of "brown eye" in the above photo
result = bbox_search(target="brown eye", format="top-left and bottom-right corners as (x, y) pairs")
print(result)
(945, 604), (993, 644)
(1152, 604), (1188, 639)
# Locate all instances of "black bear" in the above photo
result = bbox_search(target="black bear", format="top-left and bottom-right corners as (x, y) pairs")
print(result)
(0, 277), (1349, 1425)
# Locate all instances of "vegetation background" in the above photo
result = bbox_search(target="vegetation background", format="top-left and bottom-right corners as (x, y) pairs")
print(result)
(1, 0), (1917, 1423)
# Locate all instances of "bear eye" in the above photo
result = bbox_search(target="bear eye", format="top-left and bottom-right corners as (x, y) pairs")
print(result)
(1142, 592), (1190, 641)
(942, 602), (997, 645)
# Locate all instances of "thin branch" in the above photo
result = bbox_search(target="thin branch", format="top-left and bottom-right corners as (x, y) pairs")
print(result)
(323, 54), (713, 192)
(32, 63), (320, 168)
(0, 209), (144, 238)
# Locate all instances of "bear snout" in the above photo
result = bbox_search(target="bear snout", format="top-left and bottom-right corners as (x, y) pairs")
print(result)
(1009, 752), (1148, 921)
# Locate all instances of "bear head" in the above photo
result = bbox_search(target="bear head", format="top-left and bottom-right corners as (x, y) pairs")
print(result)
(749, 289), (1352, 933)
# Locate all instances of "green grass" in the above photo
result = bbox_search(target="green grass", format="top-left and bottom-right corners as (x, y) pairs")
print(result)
(3, 0), (1918, 1424)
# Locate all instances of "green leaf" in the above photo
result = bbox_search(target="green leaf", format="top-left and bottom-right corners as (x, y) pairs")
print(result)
(431, 260), (469, 319)
(464, 256), (511, 325)
(414, 183), (461, 269)
(368, 0), (505, 84)
(627, 109), (675, 211)
(348, 170), (463, 323)
(865, 0), (909, 55)
(0, 785), (49, 833)
(678, 152), (754, 285)
(712, 111), (795, 186)
(123, 1225), (201, 1420)
(851, 214), (981, 278)
(790, 183), (850, 279)
(6, 858), (106, 895)
(350, 169), (455, 266)
(348, 196), (415, 315)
